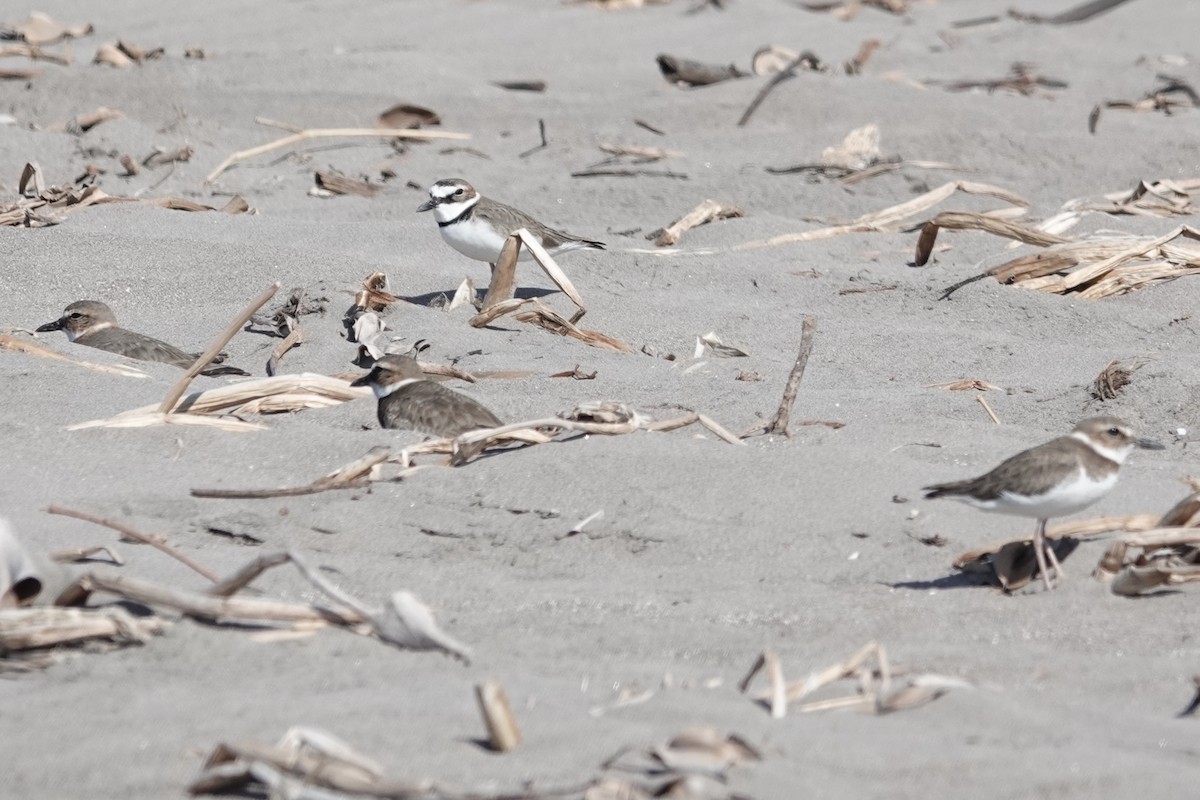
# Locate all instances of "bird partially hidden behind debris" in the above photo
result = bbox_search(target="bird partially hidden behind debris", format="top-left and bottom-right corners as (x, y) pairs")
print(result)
(37, 300), (249, 377)
(351, 354), (503, 438)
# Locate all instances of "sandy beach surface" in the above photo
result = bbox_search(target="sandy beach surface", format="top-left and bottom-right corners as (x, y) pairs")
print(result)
(3, 0), (1200, 797)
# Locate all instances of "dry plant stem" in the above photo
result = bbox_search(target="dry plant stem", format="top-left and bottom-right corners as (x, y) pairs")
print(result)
(743, 315), (817, 438)
(476, 681), (523, 752)
(738, 51), (814, 127)
(205, 128), (469, 183)
(45, 505), (219, 582)
(481, 234), (521, 310)
(69, 572), (365, 627)
(976, 395), (1001, 424)
(208, 552), (293, 598)
(159, 283), (280, 414)
(192, 447), (392, 500)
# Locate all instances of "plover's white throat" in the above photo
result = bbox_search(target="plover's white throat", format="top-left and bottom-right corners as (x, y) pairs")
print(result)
(351, 354), (503, 438)
(37, 300), (249, 377)
(417, 178), (605, 268)
(923, 416), (1163, 591)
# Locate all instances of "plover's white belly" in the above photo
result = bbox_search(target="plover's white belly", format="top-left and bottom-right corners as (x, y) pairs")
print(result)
(985, 468), (1118, 518)
(440, 219), (533, 263)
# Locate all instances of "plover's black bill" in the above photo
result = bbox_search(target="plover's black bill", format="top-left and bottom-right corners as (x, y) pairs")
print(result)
(1136, 437), (1166, 450)
(416, 199), (436, 212)
(36, 318), (66, 332)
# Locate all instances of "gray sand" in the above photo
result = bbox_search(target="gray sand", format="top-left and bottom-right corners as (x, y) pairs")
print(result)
(3, 1), (1200, 796)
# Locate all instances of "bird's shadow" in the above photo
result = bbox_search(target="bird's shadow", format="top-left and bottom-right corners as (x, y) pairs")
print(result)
(401, 285), (559, 308)
(887, 572), (993, 591)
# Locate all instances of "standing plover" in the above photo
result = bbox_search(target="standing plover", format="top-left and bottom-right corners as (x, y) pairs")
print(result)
(417, 178), (605, 271)
(351, 354), (502, 438)
(923, 416), (1163, 590)
(37, 300), (249, 376)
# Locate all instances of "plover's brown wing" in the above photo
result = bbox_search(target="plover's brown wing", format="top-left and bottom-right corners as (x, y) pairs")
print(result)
(76, 327), (198, 369)
(923, 436), (1090, 500)
(478, 198), (605, 251)
(79, 328), (248, 375)
(386, 381), (503, 438)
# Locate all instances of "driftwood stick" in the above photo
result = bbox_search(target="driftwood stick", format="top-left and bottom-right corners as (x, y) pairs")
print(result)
(192, 447), (392, 500)
(205, 127), (470, 183)
(74, 572), (365, 626)
(737, 51), (818, 127)
(743, 315), (817, 438)
(159, 283), (280, 414)
(45, 505), (219, 582)
(208, 552), (292, 597)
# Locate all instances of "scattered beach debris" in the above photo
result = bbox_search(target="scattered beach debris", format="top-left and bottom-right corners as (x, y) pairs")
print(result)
(742, 180), (1028, 251)
(798, 1), (912, 20)
(47, 106), (123, 134)
(1101, 490), (1200, 596)
(1, 163), (250, 227)
(1, 333), (148, 378)
(493, 79), (546, 92)
(376, 103), (440, 129)
(311, 168), (383, 198)
(7, 12), (93, 46)
(740, 641), (963, 715)
(518, 118), (549, 159)
(1069, 177), (1200, 218)
(1091, 357), (1149, 401)
(204, 122), (468, 183)
(94, 40), (163, 67)
(649, 199), (743, 247)
(694, 332), (750, 358)
(938, 62), (1067, 97)
(819, 123), (882, 170)
(740, 315), (822, 438)
(953, 514), (1159, 591)
(657, 53), (747, 87)
(1011, 0), (1137, 25)
(738, 48), (829, 126)
(926, 379), (1003, 391)
(476, 681), (522, 752)
(1, 520), (42, 608)
(1090, 78), (1199, 133)
(934, 223), (1200, 300)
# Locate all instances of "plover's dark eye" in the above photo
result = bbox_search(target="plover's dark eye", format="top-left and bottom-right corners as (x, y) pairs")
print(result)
(1107, 427), (1120, 436)
(453, 188), (464, 197)
(68, 312), (82, 319)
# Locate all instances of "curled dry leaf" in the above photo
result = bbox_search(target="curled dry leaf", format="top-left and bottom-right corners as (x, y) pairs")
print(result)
(651, 199), (744, 247)
(376, 103), (440, 129)
(1, 519), (42, 608)
(820, 123), (882, 171)
(657, 54), (748, 87)
(1091, 357), (1149, 401)
(752, 45), (801, 76)
(142, 144), (193, 167)
(311, 169), (382, 198)
(355, 271), (398, 312)
(695, 331), (750, 358)
(14, 12), (93, 46)
(46, 106), (123, 135)
(93, 42), (132, 67)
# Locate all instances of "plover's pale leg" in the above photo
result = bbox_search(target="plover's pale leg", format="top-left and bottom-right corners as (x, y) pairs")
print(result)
(1044, 538), (1065, 581)
(1032, 518), (1054, 591)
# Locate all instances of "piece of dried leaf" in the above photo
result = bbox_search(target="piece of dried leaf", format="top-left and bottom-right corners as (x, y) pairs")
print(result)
(311, 169), (382, 198)
(1091, 357), (1149, 400)
(14, 12), (93, 46)
(377, 103), (440, 129)
(695, 332), (750, 358)
(652, 199), (744, 246)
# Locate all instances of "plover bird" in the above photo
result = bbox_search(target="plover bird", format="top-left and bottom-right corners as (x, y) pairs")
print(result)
(417, 178), (605, 270)
(37, 300), (249, 377)
(923, 416), (1163, 591)
(351, 354), (502, 438)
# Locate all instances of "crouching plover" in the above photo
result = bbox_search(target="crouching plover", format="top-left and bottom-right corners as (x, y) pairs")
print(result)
(417, 178), (605, 271)
(37, 300), (249, 377)
(923, 416), (1163, 591)
(351, 355), (502, 438)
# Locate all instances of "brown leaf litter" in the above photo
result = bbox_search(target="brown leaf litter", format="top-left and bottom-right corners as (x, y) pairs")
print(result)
(311, 169), (383, 198)
(739, 641), (966, 716)
(0, 163), (251, 227)
(1091, 357), (1149, 401)
(740, 180), (1029, 251)
(938, 62), (1067, 97)
(376, 103), (440, 129)
(953, 514), (1160, 592)
(932, 222), (1200, 300)
(1096, 490), (1200, 596)
(1090, 77), (1199, 133)
(650, 199), (743, 246)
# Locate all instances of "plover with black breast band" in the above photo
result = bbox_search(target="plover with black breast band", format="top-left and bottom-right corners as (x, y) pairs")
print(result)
(351, 354), (502, 438)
